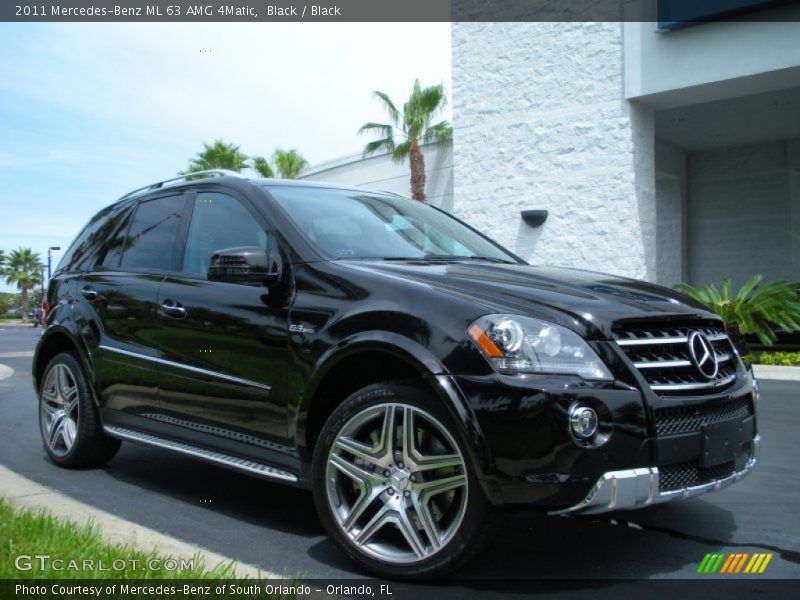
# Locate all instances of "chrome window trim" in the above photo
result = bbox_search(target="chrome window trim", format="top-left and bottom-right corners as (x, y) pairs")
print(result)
(97, 345), (271, 392)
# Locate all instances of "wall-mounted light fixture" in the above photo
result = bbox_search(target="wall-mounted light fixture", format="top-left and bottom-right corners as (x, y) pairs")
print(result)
(521, 210), (548, 228)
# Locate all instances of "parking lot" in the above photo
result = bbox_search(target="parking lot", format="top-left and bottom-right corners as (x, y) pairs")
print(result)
(0, 324), (798, 585)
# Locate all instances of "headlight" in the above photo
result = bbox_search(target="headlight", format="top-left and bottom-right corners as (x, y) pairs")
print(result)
(468, 314), (613, 380)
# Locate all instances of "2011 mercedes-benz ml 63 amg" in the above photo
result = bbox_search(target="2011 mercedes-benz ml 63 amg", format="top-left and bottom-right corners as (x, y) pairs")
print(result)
(33, 170), (759, 577)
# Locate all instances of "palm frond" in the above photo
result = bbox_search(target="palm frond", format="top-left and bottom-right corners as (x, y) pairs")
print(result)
(371, 91), (400, 125)
(391, 141), (411, 164)
(357, 122), (394, 139)
(362, 138), (396, 158)
(251, 156), (275, 178)
(675, 275), (800, 350)
(422, 120), (453, 145)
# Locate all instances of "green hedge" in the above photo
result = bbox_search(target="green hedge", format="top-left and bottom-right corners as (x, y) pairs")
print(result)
(744, 351), (800, 367)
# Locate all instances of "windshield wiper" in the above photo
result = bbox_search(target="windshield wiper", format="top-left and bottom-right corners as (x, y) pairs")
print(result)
(420, 254), (516, 264)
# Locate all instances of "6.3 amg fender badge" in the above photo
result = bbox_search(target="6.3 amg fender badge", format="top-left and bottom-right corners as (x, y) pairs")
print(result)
(688, 330), (719, 379)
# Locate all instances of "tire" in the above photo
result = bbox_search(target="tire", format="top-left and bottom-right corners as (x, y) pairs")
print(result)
(38, 352), (121, 468)
(312, 381), (494, 578)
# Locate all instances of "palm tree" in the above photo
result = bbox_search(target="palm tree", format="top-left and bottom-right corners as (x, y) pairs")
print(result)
(4, 248), (42, 323)
(272, 149), (308, 179)
(0, 249), (6, 270)
(251, 156), (275, 178)
(675, 275), (800, 355)
(359, 79), (452, 202)
(183, 140), (249, 173)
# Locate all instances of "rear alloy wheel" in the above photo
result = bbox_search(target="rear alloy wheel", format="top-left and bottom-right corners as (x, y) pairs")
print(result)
(39, 352), (121, 468)
(40, 362), (80, 457)
(313, 382), (492, 578)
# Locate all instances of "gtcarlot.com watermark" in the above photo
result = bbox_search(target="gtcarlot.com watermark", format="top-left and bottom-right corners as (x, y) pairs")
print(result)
(14, 554), (195, 573)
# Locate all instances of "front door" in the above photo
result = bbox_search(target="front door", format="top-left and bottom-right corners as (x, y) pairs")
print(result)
(156, 190), (291, 464)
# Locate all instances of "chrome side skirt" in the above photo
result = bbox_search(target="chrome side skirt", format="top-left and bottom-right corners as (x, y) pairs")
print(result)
(97, 345), (271, 392)
(103, 425), (298, 483)
(551, 435), (759, 515)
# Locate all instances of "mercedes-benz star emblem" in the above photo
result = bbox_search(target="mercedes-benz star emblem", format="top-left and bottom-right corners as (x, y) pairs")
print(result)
(688, 331), (719, 380)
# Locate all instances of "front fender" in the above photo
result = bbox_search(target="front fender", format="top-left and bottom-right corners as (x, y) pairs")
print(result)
(295, 331), (502, 503)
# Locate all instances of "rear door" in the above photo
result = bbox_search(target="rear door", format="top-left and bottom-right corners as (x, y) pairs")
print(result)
(156, 189), (292, 463)
(86, 192), (189, 422)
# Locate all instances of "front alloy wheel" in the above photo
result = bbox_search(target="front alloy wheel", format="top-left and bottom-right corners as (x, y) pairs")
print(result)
(313, 382), (492, 578)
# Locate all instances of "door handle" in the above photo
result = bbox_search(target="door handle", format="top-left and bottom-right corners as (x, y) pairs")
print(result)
(160, 299), (187, 319)
(81, 286), (98, 300)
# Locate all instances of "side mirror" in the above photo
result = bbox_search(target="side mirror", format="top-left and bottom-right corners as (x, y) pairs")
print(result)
(207, 246), (283, 284)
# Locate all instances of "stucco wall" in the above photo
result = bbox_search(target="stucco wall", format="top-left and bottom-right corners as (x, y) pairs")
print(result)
(451, 22), (657, 280)
(687, 140), (799, 288)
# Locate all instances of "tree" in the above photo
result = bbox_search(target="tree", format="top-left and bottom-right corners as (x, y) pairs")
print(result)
(251, 156), (275, 178)
(271, 149), (308, 179)
(675, 275), (800, 355)
(0, 249), (5, 268)
(358, 79), (452, 202)
(3, 248), (42, 323)
(183, 140), (249, 173)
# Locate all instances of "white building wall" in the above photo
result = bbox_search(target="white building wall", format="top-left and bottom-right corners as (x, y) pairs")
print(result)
(451, 22), (657, 279)
(655, 141), (688, 286)
(625, 3), (800, 107)
(687, 140), (797, 288)
(299, 143), (454, 210)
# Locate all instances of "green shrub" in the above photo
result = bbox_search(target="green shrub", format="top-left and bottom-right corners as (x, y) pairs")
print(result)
(744, 351), (800, 367)
(675, 275), (800, 354)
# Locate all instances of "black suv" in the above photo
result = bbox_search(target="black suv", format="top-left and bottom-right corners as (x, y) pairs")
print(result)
(34, 170), (758, 577)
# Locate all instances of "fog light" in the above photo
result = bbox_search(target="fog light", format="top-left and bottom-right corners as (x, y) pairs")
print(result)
(569, 405), (598, 439)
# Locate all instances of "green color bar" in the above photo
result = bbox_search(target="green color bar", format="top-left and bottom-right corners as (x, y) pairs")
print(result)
(697, 553), (714, 573)
(710, 553), (726, 573)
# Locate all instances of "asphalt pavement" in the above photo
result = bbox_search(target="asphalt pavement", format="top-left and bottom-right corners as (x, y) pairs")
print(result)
(1, 324), (798, 585)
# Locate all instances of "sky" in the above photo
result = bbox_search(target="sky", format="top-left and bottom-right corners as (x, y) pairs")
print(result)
(0, 22), (452, 292)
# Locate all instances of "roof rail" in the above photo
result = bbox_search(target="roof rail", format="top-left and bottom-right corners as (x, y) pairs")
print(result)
(118, 169), (245, 201)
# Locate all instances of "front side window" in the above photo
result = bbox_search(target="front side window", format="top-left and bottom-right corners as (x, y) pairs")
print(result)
(182, 192), (267, 274)
(119, 195), (185, 271)
(266, 186), (518, 262)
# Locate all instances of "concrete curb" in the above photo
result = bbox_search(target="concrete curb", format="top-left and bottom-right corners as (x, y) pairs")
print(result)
(0, 364), (13, 382)
(753, 364), (800, 381)
(0, 465), (278, 579)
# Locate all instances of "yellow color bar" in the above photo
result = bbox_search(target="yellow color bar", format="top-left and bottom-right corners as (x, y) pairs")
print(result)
(744, 554), (760, 574)
(758, 554), (773, 574)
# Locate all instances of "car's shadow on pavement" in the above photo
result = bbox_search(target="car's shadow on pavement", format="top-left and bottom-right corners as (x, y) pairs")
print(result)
(102, 442), (738, 581)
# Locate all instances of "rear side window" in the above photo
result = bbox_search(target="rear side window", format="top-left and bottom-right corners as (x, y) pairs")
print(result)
(57, 203), (132, 273)
(119, 195), (185, 271)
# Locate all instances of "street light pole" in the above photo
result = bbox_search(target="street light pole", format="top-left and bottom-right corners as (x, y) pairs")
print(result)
(47, 246), (61, 281)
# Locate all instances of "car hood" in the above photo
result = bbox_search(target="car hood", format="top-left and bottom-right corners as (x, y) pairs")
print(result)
(339, 260), (717, 339)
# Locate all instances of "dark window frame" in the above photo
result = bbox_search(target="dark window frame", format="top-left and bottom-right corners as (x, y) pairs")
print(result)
(115, 191), (192, 274)
(173, 187), (275, 281)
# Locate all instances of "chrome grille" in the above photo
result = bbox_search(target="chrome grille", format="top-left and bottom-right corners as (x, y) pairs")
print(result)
(654, 396), (751, 436)
(613, 322), (739, 395)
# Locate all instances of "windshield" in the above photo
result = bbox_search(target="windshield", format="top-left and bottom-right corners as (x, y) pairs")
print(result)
(266, 185), (519, 263)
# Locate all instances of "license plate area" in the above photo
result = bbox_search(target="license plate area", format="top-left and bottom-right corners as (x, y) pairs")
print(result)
(700, 419), (750, 467)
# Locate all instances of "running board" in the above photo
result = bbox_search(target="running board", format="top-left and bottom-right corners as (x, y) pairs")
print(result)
(103, 425), (298, 483)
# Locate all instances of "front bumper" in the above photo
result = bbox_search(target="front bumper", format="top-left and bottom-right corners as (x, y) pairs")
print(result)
(448, 368), (758, 510)
(551, 435), (759, 515)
